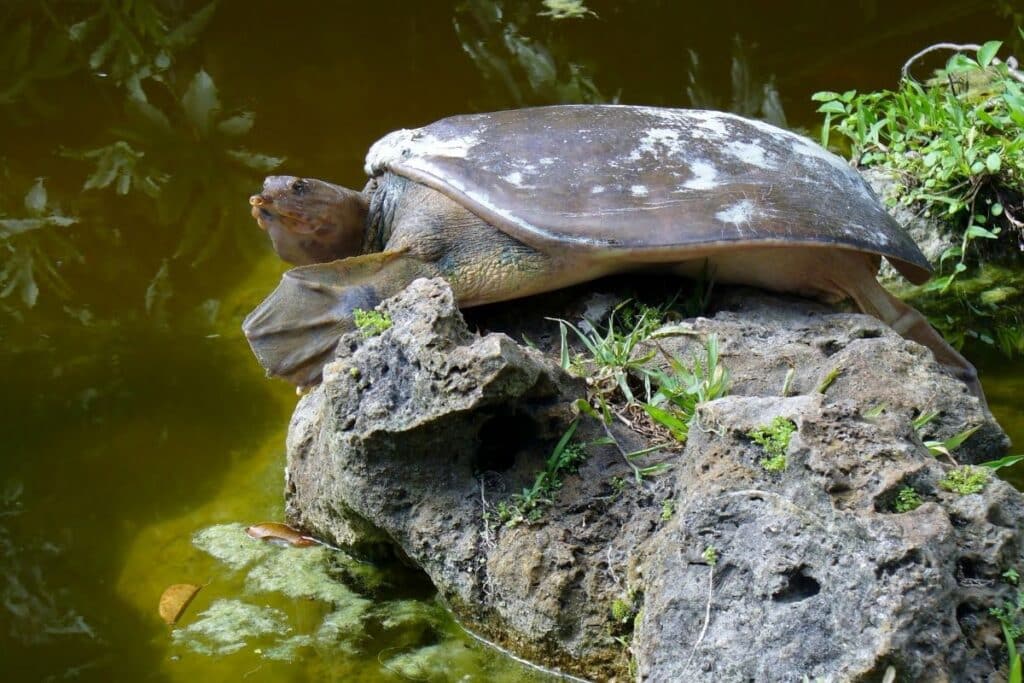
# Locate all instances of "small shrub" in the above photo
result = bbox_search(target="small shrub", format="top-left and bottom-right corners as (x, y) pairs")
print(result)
(748, 417), (796, 472)
(939, 465), (989, 495)
(893, 486), (923, 512)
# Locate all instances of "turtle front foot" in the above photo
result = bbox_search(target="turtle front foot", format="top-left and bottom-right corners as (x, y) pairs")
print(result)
(243, 265), (381, 387)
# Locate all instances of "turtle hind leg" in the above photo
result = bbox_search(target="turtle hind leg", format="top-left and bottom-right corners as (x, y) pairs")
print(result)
(842, 271), (987, 409)
(242, 251), (436, 387)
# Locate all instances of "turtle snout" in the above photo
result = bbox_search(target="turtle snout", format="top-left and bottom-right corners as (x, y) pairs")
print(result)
(250, 195), (274, 228)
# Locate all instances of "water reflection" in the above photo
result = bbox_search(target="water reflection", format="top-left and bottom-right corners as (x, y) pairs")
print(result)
(454, 0), (608, 107)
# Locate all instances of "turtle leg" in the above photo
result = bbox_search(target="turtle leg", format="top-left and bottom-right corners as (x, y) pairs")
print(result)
(242, 250), (440, 388)
(841, 267), (987, 409)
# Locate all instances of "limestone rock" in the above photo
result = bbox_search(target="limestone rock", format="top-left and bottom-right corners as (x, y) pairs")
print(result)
(285, 277), (1018, 682)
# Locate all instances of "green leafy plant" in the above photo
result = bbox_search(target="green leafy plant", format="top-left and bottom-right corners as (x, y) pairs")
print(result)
(495, 420), (594, 527)
(454, 0), (606, 108)
(352, 308), (392, 338)
(538, 0), (596, 20)
(641, 334), (730, 444)
(813, 38), (1024, 353)
(991, 588), (1024, 683)
(748, 417), (796, 472)
(553, 300), (662, 403)
(892, 486), (923, 512)
(938, 465), (989, 495)
(912, 411), (980, 463)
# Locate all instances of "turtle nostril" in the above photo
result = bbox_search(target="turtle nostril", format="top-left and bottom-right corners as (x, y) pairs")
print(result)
(250, 194), (268, 207)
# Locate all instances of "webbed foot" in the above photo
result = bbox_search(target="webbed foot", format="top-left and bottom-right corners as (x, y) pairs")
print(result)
(242, 251), (433, 387)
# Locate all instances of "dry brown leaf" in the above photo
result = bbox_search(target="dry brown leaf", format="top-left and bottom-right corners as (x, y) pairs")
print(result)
(245, 522), (318, 547)
(159, 583), (202, 625)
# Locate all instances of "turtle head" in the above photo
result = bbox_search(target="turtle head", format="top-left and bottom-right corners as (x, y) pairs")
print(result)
(249, 176), (368, 265)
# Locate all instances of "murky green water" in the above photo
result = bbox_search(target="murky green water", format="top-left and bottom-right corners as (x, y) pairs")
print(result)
(2, 2), (1021, 681)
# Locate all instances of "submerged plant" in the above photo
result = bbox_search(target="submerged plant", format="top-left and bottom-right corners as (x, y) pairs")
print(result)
(67, 0), (218, 100)
(538, 0), (596, 20)
(454, 0), (607, 107)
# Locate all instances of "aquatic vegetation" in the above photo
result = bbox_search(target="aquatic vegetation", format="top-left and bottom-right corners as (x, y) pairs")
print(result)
(172, 599), (291, 656)
(67, 0), (217, 100)
(0, 14), (76, 121)
(748, 417), (797, 472)
(192, 523), (276, 570)
(0, 177), (80, 309)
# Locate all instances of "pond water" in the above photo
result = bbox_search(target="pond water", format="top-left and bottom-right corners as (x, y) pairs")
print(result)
(1, 2), (1021, 681)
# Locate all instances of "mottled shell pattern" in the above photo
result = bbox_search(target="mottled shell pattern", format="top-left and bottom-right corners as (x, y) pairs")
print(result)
(365, 105), (930, 283)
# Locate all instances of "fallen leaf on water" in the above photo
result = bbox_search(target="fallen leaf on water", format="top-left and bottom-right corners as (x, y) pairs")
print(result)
(245, 522), (318, 547)
(159, 583), (202, 625)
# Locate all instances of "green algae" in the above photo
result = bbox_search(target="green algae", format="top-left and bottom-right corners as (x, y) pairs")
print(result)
(172, 599), (291, 656)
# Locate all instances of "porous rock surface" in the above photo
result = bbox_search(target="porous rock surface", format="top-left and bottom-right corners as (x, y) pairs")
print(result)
(285, 277), (1020, 682)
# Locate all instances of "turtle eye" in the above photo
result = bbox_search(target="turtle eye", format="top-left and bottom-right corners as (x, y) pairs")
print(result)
(291, 179), (309, 196)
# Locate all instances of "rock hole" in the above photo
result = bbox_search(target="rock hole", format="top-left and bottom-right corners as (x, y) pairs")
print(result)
(853, 327), (883, 339)
(987, 502), (1017, 529)
(956, 558), (995, 585)
(875, 550), (922, 579)
(475, 412), (537, 473)
(772, 566), (820, 603)
(818, 339), (845, 356)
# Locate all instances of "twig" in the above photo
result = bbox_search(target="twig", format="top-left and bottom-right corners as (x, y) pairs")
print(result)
(683, 558), (716, 671)
(599, 418), (647, 485)
(901, 42), (1024, 84)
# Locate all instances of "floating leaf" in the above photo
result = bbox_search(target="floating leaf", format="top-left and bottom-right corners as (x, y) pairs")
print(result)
(245, 522), (319, 548)
(159, 583), (202, 625)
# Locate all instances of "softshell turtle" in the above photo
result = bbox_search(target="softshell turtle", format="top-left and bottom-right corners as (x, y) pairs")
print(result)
(243, 105), (983, 401)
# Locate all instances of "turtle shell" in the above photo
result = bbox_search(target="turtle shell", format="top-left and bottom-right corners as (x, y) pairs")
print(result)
(365, 105), (930, 284)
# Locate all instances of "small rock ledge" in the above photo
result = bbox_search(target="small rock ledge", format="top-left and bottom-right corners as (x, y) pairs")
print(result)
(285, 277), (1019, 682)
